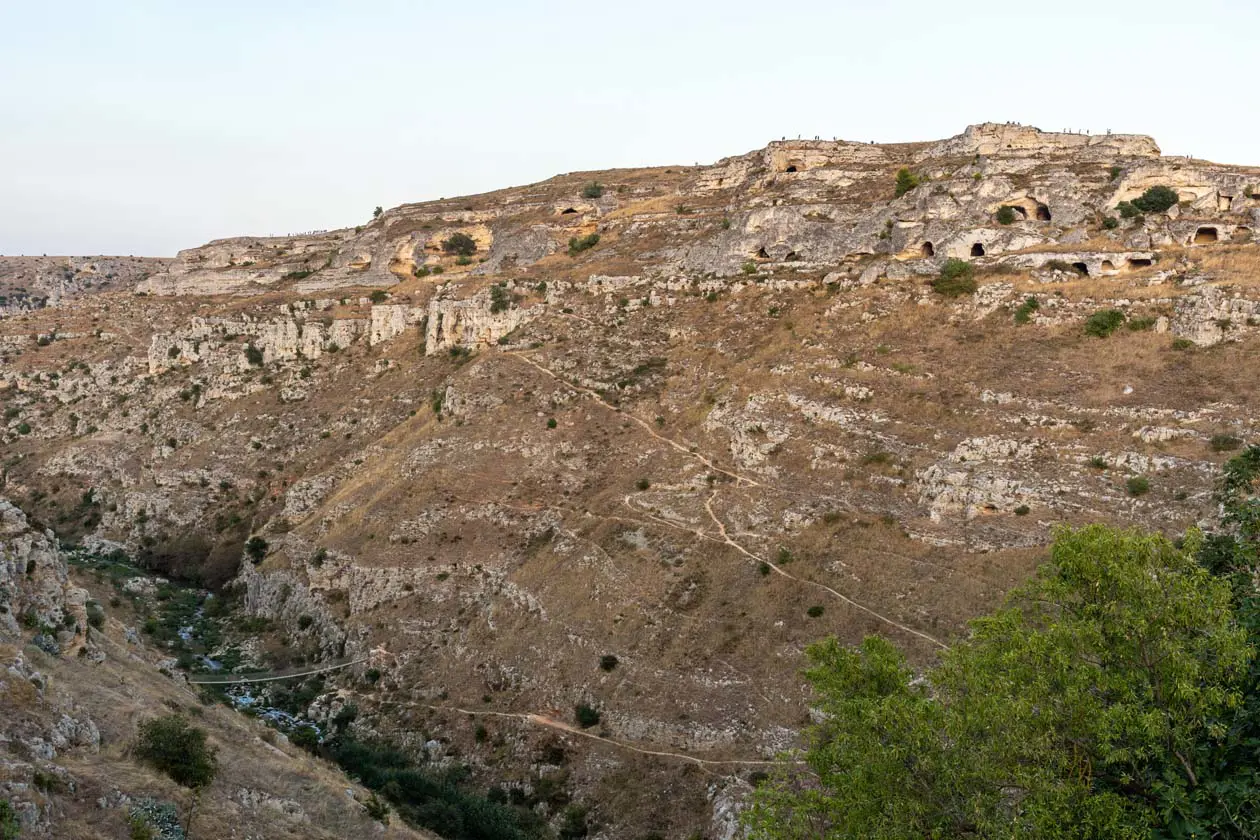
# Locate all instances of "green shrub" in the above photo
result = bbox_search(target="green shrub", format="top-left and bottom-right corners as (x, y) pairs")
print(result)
(133, 714), (218, 788)
(894, 167), (921, 198)
(1102, 216), (1119, 230)
(326, 735), (536, 839)
(568, 233), (600, 256)
(0, 799), (18, 840)
(635, 478), (651, 491)
(1109, 165), (1123, 180)
(1172, 337), (1195, 351)
(87, 601), (105, 630)
(244, 343), (264, 366)
(932, 259), (976, 298)
(16, 422), (30, 435)
(1126, 475), (1150, 496)
(758, 562), (772, 576)
(245, 535), (268, 563)
(1116, 201), (1142, 219)
(1210, 434), (1243, 452)
(369, 290), (388, 303)
(1131, 185), (1179, 213)
(598, 654), (619, 671)
(1013, 296), (1039, 324)
(995, 206), (1018, 225)
(581, 181), (604, 199)
(289, 725), (320, 752)
(741, 261), (757, 275)
(456, 255), (473, 266)
(441, 233), (477, 256)
(489, 284), (511, 314)
(364, 792), (390, 823)
(807, 605), (825, 618)
(546, 418), (557, 429)
(1014, 505), (1031, 516)
(372, 206), (383, 219)
(1084, 309), (1126, 338)
(1126, 316), (1157, 331)
(574, 703), (601, 728)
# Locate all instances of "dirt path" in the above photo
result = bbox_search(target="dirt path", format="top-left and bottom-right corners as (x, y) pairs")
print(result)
(383, 700), (797, 771)
(509, 351), (761, 488)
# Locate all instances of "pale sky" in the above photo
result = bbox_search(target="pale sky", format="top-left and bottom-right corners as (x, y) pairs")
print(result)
(2, 0), (1257, 257)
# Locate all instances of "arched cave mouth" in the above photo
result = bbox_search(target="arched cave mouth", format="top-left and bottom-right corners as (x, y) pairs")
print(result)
(921, 241), (935, 257)
(1128, 258), (1153, 269)
(784, 250), (800, 262)
(1036, 203), (1052, 221)
(1194, 226), (1219, 244)
(755, 247), (770, 260)
(971, 242), (986, 257)
(1100, 260), (1116, 272)
(784, 165), (798, 173)
(560, 207), (578, 215)
(1072, 262), (1089, 276)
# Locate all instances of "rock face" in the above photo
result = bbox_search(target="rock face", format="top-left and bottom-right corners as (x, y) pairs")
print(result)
(0, 255), (172, 315)
(4, 120), (1260, 838)
(0, 499), (89, 654)
(424, 286), (534, 354)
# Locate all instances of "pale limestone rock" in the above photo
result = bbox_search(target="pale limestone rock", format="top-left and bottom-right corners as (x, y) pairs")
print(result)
(424, 288), (535, 355)
(0, 500), (91, 654)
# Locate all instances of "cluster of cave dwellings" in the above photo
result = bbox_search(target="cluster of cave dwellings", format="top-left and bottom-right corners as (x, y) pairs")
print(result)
(744, 188), (1252, 268)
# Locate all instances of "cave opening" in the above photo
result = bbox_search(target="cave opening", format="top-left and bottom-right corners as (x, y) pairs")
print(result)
(1194, 226), (1219, 244)
(971, 243), (986, 257)
(1036, 204), (1052, 221)
(921, 241), (935, 257)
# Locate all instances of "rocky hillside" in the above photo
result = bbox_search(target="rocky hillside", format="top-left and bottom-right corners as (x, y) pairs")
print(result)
(0, 499), (432, 839)
(0, 256), (171, 317)
(3, 122), (1260, 837)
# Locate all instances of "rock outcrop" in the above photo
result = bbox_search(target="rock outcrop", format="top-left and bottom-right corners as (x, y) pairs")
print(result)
(0, 500), (89, 655)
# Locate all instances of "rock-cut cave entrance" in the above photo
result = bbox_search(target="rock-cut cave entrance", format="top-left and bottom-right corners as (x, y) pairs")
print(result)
(971, 242), (986, 257)
(1194, 226), (1219, 244)
(1036, 203), (1052, 221)
(921, 242), (935, 257)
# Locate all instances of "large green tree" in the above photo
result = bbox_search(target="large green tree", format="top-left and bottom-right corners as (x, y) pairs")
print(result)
(748, 511), (1258, 838)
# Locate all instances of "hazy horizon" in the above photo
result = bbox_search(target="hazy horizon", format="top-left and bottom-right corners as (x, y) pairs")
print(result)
(3, 0), (1257, 257)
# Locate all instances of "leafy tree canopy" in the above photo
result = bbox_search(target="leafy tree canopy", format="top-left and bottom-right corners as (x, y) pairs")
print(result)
(134, 714), (219, 789)
(748, 448), (1260, 839)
